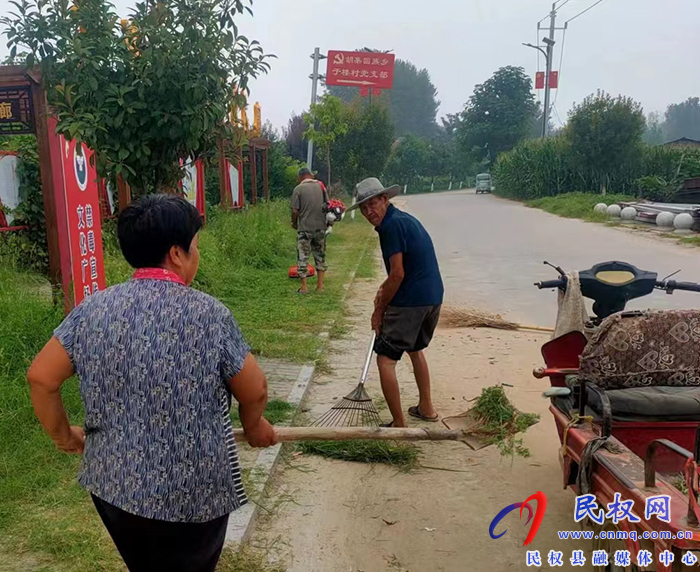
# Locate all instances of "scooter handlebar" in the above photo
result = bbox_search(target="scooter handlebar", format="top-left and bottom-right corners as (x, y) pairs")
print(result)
(657, 280), (700, 293)
(536, 278), (567, 290)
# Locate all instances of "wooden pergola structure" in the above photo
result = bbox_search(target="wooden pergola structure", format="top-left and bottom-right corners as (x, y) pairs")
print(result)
(247, 136), (272, 203)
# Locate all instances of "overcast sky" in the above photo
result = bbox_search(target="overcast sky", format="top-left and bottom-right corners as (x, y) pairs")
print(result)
(2, 0), (698, 132)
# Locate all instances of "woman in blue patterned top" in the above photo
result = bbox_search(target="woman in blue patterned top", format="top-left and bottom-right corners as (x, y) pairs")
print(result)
(27, 194), (276, 572)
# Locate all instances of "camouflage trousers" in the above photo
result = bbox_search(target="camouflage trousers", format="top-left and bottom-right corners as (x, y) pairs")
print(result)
(297, 230), (328, 278)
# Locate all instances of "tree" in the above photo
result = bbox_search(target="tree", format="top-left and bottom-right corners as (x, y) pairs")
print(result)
(284, 113), (307, 163)
(330, 100), (394, 191)
(456, 66), (538, 166)
(3, 0), (272, 194)
(664, 97), (700, 142)
(384, 134), (430, 187)
(566, 91), (645, 193)
(328, 56), (439, 138)
(303, 94), (349, 186)
(643, 111), (665, 146)
(260, 121), (305, 198)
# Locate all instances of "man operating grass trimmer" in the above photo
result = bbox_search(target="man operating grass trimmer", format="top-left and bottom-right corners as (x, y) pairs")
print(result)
(348, 177), (444, 428)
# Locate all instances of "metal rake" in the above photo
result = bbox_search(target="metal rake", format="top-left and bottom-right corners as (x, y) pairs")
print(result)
(311, 333), (383, 427)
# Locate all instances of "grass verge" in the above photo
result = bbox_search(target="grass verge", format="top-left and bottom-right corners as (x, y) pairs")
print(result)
(217, 545), (285, 572)
(527, 192), (635, 223)
(231, 399), (294, 428)
(0, 202), (373, 571)
(297, 440), (419, 471)
(105, 201), (375, 363)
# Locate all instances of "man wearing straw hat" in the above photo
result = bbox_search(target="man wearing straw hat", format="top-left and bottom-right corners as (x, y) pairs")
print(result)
(349, 177), (443, 428)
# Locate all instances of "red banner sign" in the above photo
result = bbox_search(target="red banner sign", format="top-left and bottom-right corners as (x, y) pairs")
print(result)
(57, 132), (106, 306)
(326, 51), (395, 90)
(535, 71), (545, 90)
(549, 71), (559, 89)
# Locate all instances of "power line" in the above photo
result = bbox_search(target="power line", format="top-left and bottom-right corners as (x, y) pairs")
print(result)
(539, 0), (570, 24)
(536, 25), (542, 104)
(551, 25), (567, 106)
(551, 103), (564, 126)
(566, 0), (607, 24)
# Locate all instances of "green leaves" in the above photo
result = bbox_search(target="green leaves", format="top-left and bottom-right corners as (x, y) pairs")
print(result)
(457, 66), (538, 166)
(3, 0), (272, 195)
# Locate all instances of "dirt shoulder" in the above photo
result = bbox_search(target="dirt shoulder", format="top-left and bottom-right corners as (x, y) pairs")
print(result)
(250, 269), (592, 572)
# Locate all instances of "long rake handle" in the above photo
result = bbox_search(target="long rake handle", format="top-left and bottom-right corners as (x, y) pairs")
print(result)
(358, 332), (376, 387)
(233, 426), (464, 443)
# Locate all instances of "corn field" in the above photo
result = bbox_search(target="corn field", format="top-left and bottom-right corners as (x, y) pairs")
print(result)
(492, 138), (700, 200)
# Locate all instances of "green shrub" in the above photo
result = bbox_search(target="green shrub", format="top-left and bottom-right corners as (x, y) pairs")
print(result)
(493, 137), (700, 201)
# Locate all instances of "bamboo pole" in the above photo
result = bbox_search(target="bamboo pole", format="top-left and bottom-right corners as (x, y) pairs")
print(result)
(233, 426), (465, 444)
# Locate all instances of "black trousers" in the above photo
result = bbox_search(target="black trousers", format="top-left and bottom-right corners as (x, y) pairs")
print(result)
(92, 495), (229, 572)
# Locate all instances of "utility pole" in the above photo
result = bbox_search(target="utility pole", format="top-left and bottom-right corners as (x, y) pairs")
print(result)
(307, 47), (324, 171)
(525, 2), (563, 138)
(541, 3), (557, 138)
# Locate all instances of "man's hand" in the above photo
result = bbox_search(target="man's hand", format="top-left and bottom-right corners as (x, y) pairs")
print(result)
(56, 426), (86, 454)
(371, 308), (384, 334)
(245, 418), (277, 448)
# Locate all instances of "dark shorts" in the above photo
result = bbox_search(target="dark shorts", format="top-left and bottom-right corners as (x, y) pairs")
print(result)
(374, 304), (441, 361)
(92, 495), (229, 572)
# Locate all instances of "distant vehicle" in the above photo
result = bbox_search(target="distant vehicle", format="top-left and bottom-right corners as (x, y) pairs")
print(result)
(475, 173), (492, 194)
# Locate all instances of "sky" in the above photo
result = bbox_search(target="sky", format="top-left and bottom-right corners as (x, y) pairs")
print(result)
(1, 0), (698, 133)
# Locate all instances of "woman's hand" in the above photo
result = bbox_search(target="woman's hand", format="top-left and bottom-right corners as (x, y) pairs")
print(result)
(245, 418), (277, 448)
(56, 426), (86, 454)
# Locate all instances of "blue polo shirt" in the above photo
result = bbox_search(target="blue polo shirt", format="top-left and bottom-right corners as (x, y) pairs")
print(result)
(376, 204), (444, 307)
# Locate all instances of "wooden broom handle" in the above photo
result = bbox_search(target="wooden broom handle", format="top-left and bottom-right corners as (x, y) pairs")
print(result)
(232, 426), (464, 443)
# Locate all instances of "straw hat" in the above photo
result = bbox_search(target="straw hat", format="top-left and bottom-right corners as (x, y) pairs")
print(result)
(348, 177), (400, 211)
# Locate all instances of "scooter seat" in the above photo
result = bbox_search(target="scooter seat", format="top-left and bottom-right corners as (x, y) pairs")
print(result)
(556, 385), (700, 422)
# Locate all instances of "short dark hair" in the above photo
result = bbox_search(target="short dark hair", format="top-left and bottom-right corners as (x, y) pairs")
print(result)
(298, 167), (313, 178)
(117, 194), (203, 269)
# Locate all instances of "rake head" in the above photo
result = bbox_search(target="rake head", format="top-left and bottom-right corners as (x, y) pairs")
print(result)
(311, 382), (383, 428)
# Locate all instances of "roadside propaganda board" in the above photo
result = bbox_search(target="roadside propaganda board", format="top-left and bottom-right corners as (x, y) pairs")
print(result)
(0, 151), (20, 225)
(180, 157), (206, 220)
(326, 51), (395, 91)
(0, 84), (35, 134)
(224, 159), (244, 209)
(48, 116), (106, 307)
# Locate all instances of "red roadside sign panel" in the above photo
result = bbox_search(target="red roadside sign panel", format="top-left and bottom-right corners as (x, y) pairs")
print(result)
(54, 125), (106, 306)
(549, 71), (559, 89)
(535, 71), (545, 90)
(326, 51), (395, 90)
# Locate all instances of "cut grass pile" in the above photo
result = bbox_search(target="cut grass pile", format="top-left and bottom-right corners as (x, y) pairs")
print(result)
(528, 192), (635, 223)
(297, 439), (419, 471)
(0, 202), (374, 571)
(231, 399), (294, 428)
(472, 386), (540, 459)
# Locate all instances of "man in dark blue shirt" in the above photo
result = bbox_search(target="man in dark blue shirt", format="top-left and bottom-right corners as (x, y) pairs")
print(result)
(349, 178), (444, 427)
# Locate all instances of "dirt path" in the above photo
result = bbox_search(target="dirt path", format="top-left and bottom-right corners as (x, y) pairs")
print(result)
(249, 266), (592, 571)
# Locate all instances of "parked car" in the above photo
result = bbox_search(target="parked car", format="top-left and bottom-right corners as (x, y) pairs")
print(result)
(475, 173), (492, 194)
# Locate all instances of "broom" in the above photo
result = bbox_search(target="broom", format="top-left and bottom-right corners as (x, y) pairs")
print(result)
(311, 333), (383, 427)
(439, 305), (553, 333)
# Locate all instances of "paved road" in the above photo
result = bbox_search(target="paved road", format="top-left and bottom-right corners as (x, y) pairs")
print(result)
(403, 190), (700, 326)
